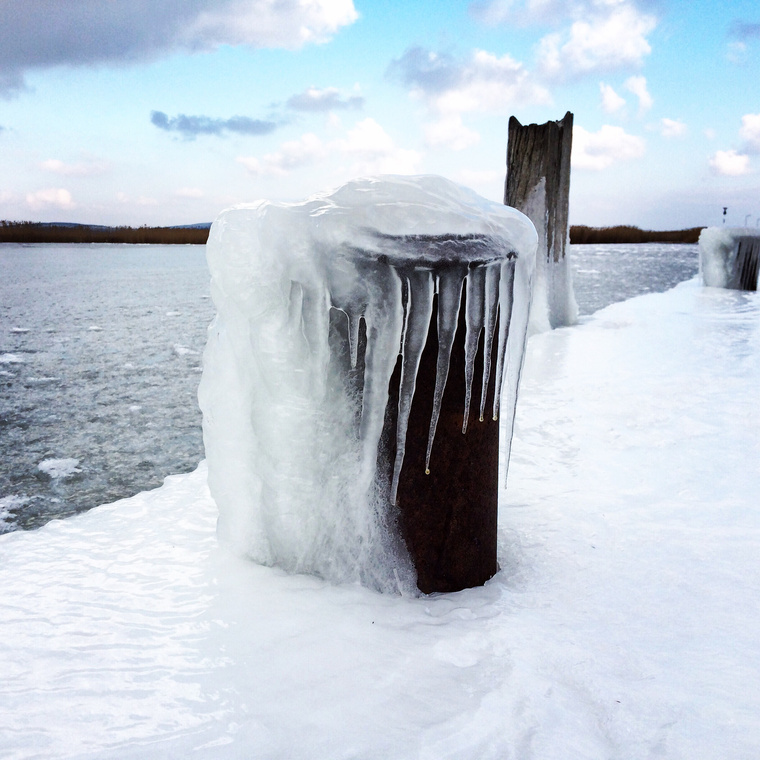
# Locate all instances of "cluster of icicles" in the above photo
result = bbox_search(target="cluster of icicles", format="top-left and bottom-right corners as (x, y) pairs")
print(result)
(199, 175), (536, 591)
(321, 233), (518, 505)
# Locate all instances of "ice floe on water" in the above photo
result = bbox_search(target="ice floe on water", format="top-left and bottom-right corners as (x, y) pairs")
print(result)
(0, 495), (27, 528)
(0, 278), (758, 759)
(173, 343), (198, 356)
(0, 353), (25, 364)
(37, 458), (82, 479)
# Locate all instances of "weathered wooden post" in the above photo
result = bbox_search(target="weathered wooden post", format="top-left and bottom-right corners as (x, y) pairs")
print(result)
(199, 176), (537, 596)
(734, 237), (760, 291)
(385, 276), (505, 593)
(505, 111), (577, 330)
(699, 228), (760, 291)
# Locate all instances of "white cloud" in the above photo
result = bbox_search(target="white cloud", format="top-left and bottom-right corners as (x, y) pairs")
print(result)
(727, 40), (747, 64)
(424, 116), (480, 150)
(26, 188), (75, 210)
(286, 86), (363, 112)
(175, 187), (204, 198)
(599, 82), (625, 113)
(389, 47), (550, 117)
(238, 132), (327, 176)
(336, 118), (421, 175)
(186, 0), (358, 48)
(472, 0), (624, 27)
(437, 50), (551, 114)
(537, 4), (656, 79)
(239, 119), (421, 178)
(660, 118), (686, 138)
(739, 113), (760, 153)
(624, 75), (652, 115)
(40, 158), (108, 176)
(709, 149), (750, 177)
(115, 192), (158, 206)
(572, 124), (645, 170)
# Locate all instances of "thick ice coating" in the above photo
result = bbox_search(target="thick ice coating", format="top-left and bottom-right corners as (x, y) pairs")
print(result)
(198, 175), (537, 593)
(699, 227), (760, 290)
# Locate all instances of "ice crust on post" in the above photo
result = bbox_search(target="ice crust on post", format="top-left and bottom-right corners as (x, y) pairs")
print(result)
(699, 227), (760, 291)
(198, 175), (537, 594)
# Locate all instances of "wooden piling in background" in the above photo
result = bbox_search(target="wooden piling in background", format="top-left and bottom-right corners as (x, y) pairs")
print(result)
(505, 111), (575, 328)
(732, 237), (760, 291)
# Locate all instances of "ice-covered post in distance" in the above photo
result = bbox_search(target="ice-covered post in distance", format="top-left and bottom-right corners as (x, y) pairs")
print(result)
(199, 176), (537, 595)
(699, 227), (760, 291)
(505, 111), (577, 331)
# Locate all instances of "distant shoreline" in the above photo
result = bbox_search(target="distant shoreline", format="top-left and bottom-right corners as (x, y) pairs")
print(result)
(0, 220), (704, 246)
(0, 221), (210, 245)
(569, 225), (704, 245)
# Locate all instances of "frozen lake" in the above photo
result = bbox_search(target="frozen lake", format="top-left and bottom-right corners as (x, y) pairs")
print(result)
(0, 242), (698, 531)
(0, 244), (213, 530)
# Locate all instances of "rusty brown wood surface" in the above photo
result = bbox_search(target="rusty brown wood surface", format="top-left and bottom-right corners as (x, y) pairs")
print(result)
(378, 289), (500, 594)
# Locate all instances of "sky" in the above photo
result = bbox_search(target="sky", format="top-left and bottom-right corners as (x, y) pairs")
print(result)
(0, 0), (758, 230)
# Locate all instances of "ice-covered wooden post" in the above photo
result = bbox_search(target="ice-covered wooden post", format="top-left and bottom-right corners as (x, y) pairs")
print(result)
(699, 228), (760, 291)
(199, 176), (537, 595)
(505, 111), (577, 330)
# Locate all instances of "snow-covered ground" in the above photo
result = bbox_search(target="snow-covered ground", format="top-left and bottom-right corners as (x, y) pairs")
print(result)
(1, 278), (757, 759)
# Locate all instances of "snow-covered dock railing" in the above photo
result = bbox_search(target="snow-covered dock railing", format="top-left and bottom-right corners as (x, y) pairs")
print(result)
(699, 227), (760, 291)
(199, 175), (537, 594)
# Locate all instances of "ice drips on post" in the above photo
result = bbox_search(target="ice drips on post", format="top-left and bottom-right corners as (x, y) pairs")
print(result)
(198, 175), (537, 593)
(699, 227), (760, 291)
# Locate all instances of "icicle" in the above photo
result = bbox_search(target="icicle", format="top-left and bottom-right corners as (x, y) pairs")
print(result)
(462, 265), (486, 433)
(478, 263), (501, 423)
(358, 263), (404, 494)
(498, 255), (533, 486)
(424, 267), (465, 474)
(492, 262), (516, 422)
(347, 311), (362, 369)
(390, 269), (434, 504)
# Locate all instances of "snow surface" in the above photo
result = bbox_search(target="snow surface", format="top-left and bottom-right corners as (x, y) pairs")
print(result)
(199, 175), (537, 594)
(1, 279), (758, 759)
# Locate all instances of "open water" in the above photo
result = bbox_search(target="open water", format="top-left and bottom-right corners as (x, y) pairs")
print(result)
(0, 241), (699, 532)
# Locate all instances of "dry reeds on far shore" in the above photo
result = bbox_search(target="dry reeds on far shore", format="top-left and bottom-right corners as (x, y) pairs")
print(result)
(2, 221), (704, 246)
(0, 221), (210, 245)
(570, 225), (704, 245)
